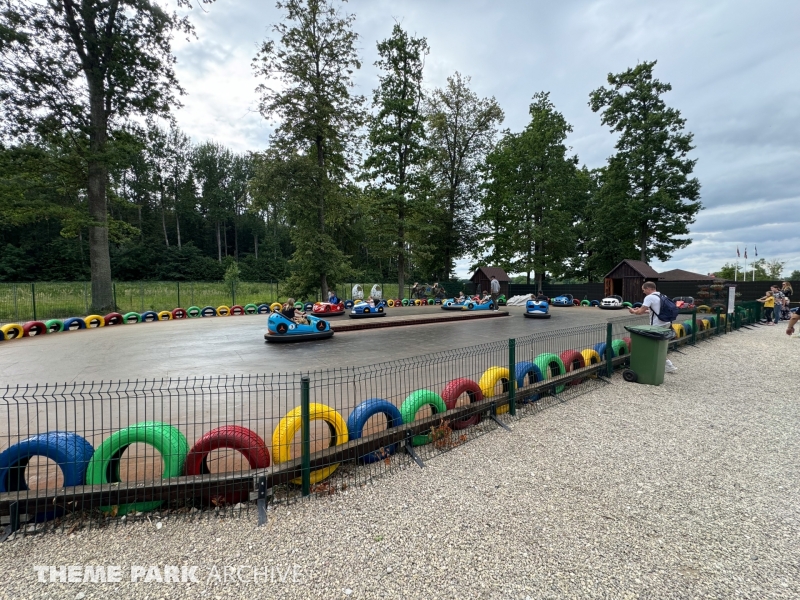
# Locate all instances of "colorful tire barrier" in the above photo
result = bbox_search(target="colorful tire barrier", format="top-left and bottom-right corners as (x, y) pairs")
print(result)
(697, 305), (711, 313)
(201, 306), (217, 317)
(217, 305), (230, 316)
(440, 378), (483, 429)
(269, 302), (282, 313)
(534, 353), (566, 394)
(157, 311), (172, 321)
(0, 432), (94, 522)
(1, 323), (24, 339)
(395, 299), (402, 307)
(140, 311), (159, 322)
(427, 299), (434, 305)
(123, 312), (141, 324)
(682, 322), (692, 335)
(104, 312), (124, 326)
(256, 304), (270, 315)
(593, 342), (607, 357)
(590, 300), (600, 307)
(187, 306), (201, 318)
(633, 302), (643, 308)
(185, 426), (270, 506)
(572, 299), (581, 306)
(479, 367), (512, 415)
(171, 308), (188, 319)
(400, 390), (448, 446)
(402, 298), (409, 306)
(611, 339), (628, 357)
(580, 349), (601, 379)
(622, 337), (632, 352)
(85, 421), (189, 515)
(344, 300), (354, 309)
(272, 403), (348, 484)
(671, 323), (685, 338)
(559, 350), (586, 385)
(580, 300), (591, 306)
(700, 319), (710, 330)
(514, 361), (543, 402)
(230, 305), (245, 316)
(45, 319), (64, 333)
(84, 314), (105, 328)
(346, 399), (404, 463)
(62, 317), (86, 331)
(22, 321), (47, 337)
(303, 302), (314, 312)
(387, 299), (395, 307)
(244, 304), (258, 315)
(293, 301), (304, 310)
(622, 302), (633, 308)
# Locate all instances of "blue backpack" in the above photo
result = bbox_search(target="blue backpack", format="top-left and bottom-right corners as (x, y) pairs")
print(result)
(653, 293), (680, 322)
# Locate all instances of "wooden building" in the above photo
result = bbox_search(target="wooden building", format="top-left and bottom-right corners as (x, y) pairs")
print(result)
(603, 260), (660, 303)
(470, 267), (510, 297)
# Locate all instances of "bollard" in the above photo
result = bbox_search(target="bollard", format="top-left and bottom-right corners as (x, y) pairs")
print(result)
(31, 283), (37, 322)
(508, 338), (516, 417)
(691, 308), (697, 346)
(177, 282), (181, 309)
(301, 376), (311, 497)
(606, 322), (613, 378)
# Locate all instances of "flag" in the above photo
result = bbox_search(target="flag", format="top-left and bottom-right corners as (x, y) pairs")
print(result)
(736, 246), (740, 257)
(755, 245), (758, 257)
(744, 247), (748, 259)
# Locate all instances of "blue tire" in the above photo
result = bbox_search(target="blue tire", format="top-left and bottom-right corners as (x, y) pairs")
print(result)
(0, 432), (94, 522)
(514, 361), (543, 403)
(201, 306), (217, 317)
(633, 302), (643, 308)
(590, 300), (600, 307)
(140, 310), (159, 322)
(346, 398), (403, 464)
(344, 300), (354, 309)
(62, 317), (86, 331)
(594, 342), (607, 357)
(304, 302), (314, 312)
(257, 304), (270, 314)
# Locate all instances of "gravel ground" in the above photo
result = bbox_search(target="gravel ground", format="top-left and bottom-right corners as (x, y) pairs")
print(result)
(1, 324), (798, 599)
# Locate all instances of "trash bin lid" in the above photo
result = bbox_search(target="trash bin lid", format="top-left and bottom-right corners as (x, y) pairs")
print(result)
(624, 325), (676, 340)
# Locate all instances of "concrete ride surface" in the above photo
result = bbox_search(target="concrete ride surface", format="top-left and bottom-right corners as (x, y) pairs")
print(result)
(0, 305), (618, 386)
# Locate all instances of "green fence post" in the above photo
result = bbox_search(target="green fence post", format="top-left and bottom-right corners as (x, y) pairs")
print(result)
(31, 283), (37, 321)
(231, 280), (236, 307)
(606, 322), (614, 377)
(715, 306), (721, 336)
(176, 282), (181, 309)
(691, 308), (697, 346)
(84, 282), (89, 314)
(301, 375), (311, 497)
(508, 338), (516, 417)
(12, 284), (18, 322)
(140, 281), (144, 313)
(191, 282), (194, 307)
(113, 283), (117, 311)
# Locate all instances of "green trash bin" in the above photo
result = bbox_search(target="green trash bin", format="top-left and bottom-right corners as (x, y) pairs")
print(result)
(622, 325), (675, 386)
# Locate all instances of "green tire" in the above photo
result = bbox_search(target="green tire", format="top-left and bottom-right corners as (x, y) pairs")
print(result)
(580, 300), (591, 306)
(534, 353), (566, 394)
(85, 421), (188, 516)
(44, 319), (64, 333)
(186, 306), (201, 318)
(611, 339), (628, 357)
(244, 303), (258, 314)
(402, 298), (409, 306)
(123, 312), (141, 324)
(400, 390), (448, 447)
(294, 301), (304, 309)
(622, 302), (633, 308)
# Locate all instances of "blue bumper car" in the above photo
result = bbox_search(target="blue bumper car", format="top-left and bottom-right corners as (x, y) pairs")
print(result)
(264, 312), (334, 343)
(349, 300), (387, 318)
(441, 298), (467, 310)
(461, 299), (495, 311)
(551, 294), (574, 307)
(524, 300), (550, 319)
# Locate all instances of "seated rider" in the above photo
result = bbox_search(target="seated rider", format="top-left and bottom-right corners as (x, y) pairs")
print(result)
(480, 290), (490, 304)
(282, 298), (308, 324)
(456, 291), (465, 302)
(327, 290), (340, 305)
(411, 282), (421, 299)
(366, 295), (376, 307)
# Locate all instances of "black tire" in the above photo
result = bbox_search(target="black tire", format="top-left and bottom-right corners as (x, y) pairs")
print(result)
(378, 307), (384, 313)
(468, 303), (474, 309)
(316, 320), (326, 331)
(276, 323), (288, 334)
(364, 307), (370, 313)
(622, 369), (638, 383)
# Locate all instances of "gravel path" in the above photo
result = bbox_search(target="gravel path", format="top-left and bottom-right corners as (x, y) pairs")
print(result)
(1, 325), (798, 599)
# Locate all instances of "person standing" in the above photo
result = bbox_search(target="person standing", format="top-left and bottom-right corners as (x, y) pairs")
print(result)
(770, 285), (785, 324)
(781, 282), (793, 318)
(490, 275), (501, 311)
(627, 281), (678, 374)
(757, 291), (775, 325)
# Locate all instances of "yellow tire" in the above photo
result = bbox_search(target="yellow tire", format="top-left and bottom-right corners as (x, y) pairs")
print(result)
(157, 310), (172, 321)
(354, 299), (363, 305)
(697, 305), (710, 313)
(671, 323), (685, 338)
(479, 366), (513, 415)
(1, 323), (24, 340)
(85, 314), (105, 328)
(387, 299), (395, 307)
(217, 305), (230, 316)
(701, 319), (710, 330)
(272, 403), (349, 485)
(580, 349), (602, 378)
(270, 302), (282, 313)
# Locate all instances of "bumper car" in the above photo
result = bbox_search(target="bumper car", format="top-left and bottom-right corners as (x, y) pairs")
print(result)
(264, 313), (334, 343)
(349, 300), (387, 318)
(524, 299), (551, 319)
(441, 298), (467, 310)
(496, 294), (507, 306)
(673, 296), (696, 310)
(461, 299), (495, 311)
(312, 301), (346, 316)
(599, 295), (624, 310)
(551, 294), (574, 307)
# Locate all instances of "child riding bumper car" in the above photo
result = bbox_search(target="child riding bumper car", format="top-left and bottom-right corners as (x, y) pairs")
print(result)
(312, 301), (346, 316)
(349, 299), (387, 318)
(264, 312), (334, 343)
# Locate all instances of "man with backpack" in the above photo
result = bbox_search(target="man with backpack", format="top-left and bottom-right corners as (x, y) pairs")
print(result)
(490, 275), (501, 311)
(627, 281), (679, 374)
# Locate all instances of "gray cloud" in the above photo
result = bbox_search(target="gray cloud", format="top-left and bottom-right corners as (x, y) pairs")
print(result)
(170, 0), (800, 277)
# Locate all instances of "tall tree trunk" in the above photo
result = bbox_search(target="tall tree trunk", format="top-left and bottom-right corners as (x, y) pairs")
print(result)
(397, 201), (405, 297)
(161, 200), (169, 247)
(87, 88), (114, 311)
(216, 221), (222, 263)
(138, 205), (143, 240)
(234, 217), (239, 260)
(176, 213), (182, 249)
(223, 223), (228, 257)
(254, 234), (258, 259)
(316, 135), (328, 299)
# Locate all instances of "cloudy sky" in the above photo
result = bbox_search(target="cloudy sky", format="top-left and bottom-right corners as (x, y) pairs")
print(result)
(171, 0), (800, 279)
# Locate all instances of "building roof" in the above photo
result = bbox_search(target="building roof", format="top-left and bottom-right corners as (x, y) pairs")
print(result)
(605, 259), (660, 279)
(470, 267), (510, 282)
(657, 269), (716, 281)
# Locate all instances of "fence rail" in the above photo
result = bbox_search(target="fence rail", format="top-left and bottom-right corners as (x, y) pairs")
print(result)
(0, 307), (759, 536)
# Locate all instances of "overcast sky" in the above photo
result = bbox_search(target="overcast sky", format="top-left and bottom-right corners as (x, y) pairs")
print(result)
(171, 0), (800, 279)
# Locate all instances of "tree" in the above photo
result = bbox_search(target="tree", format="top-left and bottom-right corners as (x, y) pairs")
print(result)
(0, 0), (209, 310)
(253, 0), (364, 298)
(363, 24), (430, 296)
(789, 270), (800, 281)
(477, 92), (581, 290)
(716, 258), (784, 281)
(589, 61), (701, 264)
(425, 72), (503, 280)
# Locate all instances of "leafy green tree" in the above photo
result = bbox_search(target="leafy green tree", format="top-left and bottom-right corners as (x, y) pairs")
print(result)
(589, 61), (701, 264)
(789, 270), (800, 281)
(425, 72), (503, 280)
(717, 258), (785, 281)
(253, 0), (364, 298)
(363, 24), (430, 295)
(0, 0), (210, 310)
(477, 93), (581, 290)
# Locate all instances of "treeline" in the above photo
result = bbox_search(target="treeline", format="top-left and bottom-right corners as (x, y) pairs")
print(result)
(0, 0), (701, 307)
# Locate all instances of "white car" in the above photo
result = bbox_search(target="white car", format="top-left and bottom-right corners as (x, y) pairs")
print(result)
(599, 295), (624, 310)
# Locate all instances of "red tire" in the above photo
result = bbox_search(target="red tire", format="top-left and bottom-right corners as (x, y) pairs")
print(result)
(440, 378), (483, 430)
(185, 426), (270, 506)
(559, 350), (586, 386)
(622, 337), (632, 352)
(230, 305), (245, 316)
(103, 312), (124, 326)
(172, 308), (188, 319)
(22, 321), (47, 337)
(572, 299), (580, 306)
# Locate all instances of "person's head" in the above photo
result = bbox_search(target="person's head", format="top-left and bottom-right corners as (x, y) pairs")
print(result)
(328, 290), (334, 297)
(642, 281), (657, 295)
(286, 297), (295, 305)
(491, 275), (496, 280)
(482, 290), (487, 295)
(766, 291), (773, 297)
